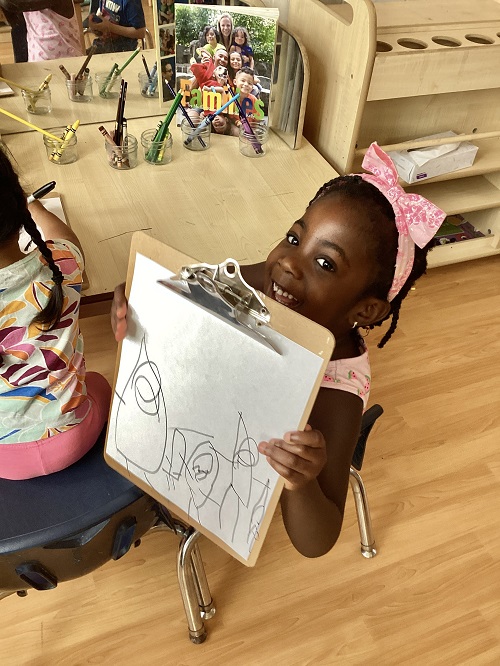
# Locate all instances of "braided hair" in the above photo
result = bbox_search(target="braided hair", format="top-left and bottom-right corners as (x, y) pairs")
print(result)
(308, 175), (431, 348)
(0, 148), (64, 331)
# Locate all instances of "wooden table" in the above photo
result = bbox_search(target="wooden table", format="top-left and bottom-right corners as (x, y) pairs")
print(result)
(1, 54), (338, 304)
(3, 116), (338, 300)
(0, 51), (161, 135)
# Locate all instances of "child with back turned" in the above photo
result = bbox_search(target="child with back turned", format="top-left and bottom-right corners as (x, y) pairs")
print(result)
(111, 144), (445, 558)
(0, 148), (111, 480)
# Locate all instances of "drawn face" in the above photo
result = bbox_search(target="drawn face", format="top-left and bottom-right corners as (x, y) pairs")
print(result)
(230, 51), (242, 71)
(213, 49), (228, 67)
(234, 30), (245, 46)
(235, 71), (253, 95)
(185, 440), (219, 509)
(206, 29), (217, 48)
(219, 16), (232, 37)
(263, 196), (376, 335)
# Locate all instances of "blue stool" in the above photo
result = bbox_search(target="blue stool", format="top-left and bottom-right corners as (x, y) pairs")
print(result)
(0, 426), (215, 643)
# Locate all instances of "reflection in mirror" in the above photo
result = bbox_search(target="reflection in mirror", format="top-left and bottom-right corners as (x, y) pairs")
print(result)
(269, 25), (308, 149)
(153, 0), (307, 150)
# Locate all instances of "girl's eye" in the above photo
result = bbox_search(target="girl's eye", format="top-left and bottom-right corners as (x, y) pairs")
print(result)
(286, 232), (298, 246)
(316, 258), (335, 271)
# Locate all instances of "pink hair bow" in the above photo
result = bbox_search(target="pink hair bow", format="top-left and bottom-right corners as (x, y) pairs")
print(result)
(360, 142), (446, 301)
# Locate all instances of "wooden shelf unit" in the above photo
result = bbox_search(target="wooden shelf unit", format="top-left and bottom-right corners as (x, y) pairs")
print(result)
(286, 0), (500, 266)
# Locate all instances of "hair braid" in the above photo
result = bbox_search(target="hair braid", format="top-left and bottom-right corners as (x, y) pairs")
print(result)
(308, 175), (431, 348)
(22, 211), (65, 330)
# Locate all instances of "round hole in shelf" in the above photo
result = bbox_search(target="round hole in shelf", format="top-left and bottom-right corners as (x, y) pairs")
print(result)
(397, 38), (428, 50)
(432, 36), (462, 47)
(376, 41), (393, 52)
(464, 34), (494, 44)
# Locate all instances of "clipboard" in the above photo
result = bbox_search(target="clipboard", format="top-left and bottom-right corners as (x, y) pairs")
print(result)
(105, 232), (335, 566)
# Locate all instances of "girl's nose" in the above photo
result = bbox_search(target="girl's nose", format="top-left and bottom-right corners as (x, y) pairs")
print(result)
(279, 253), (303, 279)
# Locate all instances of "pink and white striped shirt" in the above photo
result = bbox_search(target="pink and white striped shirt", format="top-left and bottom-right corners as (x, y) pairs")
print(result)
(25, 6), (83, 61)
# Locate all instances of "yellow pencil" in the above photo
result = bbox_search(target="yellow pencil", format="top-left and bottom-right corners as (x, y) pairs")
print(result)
(0, 107), (64, 142)
(0, 76), (38, 94)
(38, 73), (52, 92)
(50, 120), (80, 162)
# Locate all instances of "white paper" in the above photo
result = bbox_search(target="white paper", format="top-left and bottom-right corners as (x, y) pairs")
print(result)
(19, 196), (66, 253)
(106, 253), (325, 561)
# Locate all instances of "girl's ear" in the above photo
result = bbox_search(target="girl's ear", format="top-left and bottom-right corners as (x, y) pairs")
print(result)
(350, 297), (390, 328)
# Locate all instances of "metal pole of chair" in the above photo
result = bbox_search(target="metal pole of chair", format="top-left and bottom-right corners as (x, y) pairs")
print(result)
(177, 528), (207, 643)
(349, 467), (377, 558)
(190, 543), (215, 620)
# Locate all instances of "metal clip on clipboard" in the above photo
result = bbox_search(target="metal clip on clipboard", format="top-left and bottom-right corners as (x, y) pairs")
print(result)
(158, 259), (280, 354)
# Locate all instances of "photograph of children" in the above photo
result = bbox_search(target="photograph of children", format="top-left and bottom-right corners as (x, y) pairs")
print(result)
(158, 0), (175, 26)
(160, 25), (176, 56)
(172, 4), (278, 137)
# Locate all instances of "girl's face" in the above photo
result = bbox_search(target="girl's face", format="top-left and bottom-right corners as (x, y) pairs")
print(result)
(219, 17), (232, 37)
(234, 30), (246, 46)
(264, 196), (376, 336)
(206, 29), (217, 47)
(230, 52), (242, 70)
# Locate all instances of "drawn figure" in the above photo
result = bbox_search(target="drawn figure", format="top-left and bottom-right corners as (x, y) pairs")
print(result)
(247, 479), (271, 549)
(113, 335), (168, 473)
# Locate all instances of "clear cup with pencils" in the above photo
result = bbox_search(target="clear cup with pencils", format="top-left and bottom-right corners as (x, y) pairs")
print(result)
(138, 72), (159, 98)
(66, 74), (93, 103)
(104, 134), (138, 170)
(22, 87), (52, 115)
(141, 129), (173, 165)
(96, 70), (122, 99)
(239, 122), (269, 158)
(43, 126), (78, 165)
(181, 117), (211, 152)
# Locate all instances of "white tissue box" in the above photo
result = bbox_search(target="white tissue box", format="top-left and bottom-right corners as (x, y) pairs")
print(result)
(387, 131), (479, 184)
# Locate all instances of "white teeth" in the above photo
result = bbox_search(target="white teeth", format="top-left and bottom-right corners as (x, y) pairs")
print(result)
(273, 282), (297, 302)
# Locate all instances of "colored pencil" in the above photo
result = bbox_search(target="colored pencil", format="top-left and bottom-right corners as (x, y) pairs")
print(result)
(184, 93), (240, 146)
(227, 83), (263, 154)
(76, 45), (97, 80)
(166, 82), (206, 148)
(0, 76), (37, 94)
(0, 107), (63, 142)
(116, 47), (140, 75)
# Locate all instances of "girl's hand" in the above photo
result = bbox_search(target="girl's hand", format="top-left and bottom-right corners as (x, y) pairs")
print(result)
(111, 282), (128, 342)
(258, 425), (327, 491)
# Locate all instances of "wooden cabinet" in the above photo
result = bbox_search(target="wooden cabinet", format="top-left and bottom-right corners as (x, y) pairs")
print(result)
(287, 0), (500, 266)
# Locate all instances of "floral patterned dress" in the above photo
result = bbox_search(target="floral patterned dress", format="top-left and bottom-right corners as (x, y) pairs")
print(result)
(0, 240), (89, 443)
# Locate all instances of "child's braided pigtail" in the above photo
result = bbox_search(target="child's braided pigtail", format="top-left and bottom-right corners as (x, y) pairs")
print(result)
(23, 212), (64, 330)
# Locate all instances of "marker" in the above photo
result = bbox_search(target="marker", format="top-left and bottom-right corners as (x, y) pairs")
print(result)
(184, 93), (240, 146)
(27, 181), (56, 204)
(227, 83), (263, 154)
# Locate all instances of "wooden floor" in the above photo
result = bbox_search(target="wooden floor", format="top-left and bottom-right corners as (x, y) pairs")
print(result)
(2, 254), (500, 664)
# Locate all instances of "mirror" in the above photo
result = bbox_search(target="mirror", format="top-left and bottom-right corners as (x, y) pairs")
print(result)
(153, 1), (307, 149)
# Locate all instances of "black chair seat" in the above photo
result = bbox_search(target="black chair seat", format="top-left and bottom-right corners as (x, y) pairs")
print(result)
(0, 428), (159, 591)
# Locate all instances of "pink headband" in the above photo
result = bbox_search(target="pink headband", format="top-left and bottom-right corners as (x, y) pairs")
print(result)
(359, 143), (446, 301)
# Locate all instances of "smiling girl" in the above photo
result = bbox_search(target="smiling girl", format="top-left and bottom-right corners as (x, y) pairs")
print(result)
(111, 144), (445, 557)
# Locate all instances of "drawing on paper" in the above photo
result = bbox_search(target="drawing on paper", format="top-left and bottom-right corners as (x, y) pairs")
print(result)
(112, 334), (272, 550)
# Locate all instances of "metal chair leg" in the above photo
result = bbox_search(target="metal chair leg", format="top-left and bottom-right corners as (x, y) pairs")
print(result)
(177, 528), (208, 643)
(349, 466), (377, 558)
(190, 543), (215, 620)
